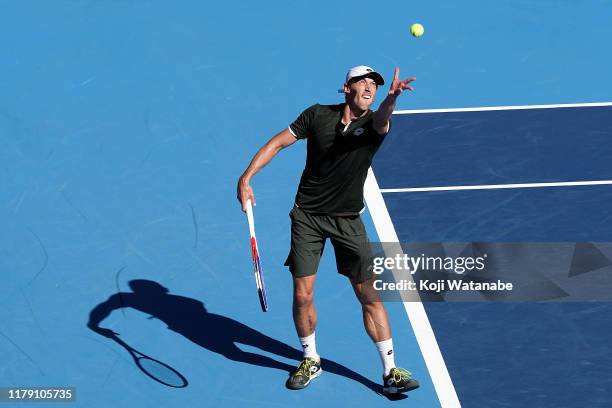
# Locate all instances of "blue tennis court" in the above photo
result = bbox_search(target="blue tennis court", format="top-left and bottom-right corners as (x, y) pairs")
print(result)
(2, 1), (612, 407)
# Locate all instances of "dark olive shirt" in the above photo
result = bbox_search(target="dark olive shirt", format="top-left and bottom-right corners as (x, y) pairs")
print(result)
(289, 103), (389, 215)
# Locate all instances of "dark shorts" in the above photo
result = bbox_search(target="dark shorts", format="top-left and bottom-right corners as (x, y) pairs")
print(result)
(284, 206), (374, 283)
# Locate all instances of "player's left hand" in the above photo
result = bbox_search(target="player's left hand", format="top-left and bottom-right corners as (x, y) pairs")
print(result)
(93, 327), (119, 338)
(388, 67), (415, 97)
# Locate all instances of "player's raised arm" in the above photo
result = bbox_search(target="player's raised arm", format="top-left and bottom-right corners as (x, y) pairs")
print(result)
(237, 128), (298, 211)
(373, 67), (416, 134)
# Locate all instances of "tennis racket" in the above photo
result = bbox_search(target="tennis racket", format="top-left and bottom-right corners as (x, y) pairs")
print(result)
(111, 334), (188, 388)
(245, 199), (269, 312)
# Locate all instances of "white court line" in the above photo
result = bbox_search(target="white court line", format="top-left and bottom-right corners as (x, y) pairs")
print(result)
(380, 180), (612, 193)
(394, 101), (612, 115)
(364, 168), (462, 408)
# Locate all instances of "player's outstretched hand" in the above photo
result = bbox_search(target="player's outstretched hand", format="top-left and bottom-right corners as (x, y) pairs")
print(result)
(389, 67), (416, 97)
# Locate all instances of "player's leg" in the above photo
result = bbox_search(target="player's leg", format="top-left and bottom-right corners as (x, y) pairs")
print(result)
(350, 279), (419, 394)
(351, 277), (390, 343)
(284, 207), (324, 389)
(293, 274), (318, 344)
(330, 215), (419, 394)
(329, 214), (387, 342)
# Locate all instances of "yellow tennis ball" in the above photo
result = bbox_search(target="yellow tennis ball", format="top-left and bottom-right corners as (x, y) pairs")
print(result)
(410, 23), (424, 38)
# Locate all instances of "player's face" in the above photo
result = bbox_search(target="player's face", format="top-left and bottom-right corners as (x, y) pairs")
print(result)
(344, 76), (378, 111)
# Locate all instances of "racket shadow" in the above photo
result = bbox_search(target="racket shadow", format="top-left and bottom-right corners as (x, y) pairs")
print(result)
(111, 334), (188, 388)
(87, 279), (387, 396)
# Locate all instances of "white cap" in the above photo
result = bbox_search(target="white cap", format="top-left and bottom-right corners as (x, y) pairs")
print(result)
(338, 65), (385, 93)
(345, 65), (385, 86)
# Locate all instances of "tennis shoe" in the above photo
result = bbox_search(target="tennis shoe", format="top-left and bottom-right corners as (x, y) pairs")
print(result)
(382, 367), (419, 394)
(286, 357), (322, 390)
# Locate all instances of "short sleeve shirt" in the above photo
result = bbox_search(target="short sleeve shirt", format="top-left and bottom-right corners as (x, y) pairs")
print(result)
(289, 103), (389, 216)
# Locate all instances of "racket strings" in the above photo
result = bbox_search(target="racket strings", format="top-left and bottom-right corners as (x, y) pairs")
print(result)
(137, 357), (187, 388)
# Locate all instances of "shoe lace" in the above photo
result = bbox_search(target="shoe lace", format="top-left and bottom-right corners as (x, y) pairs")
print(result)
(393, 368), (412, 383)
(297, 359), (313, 377)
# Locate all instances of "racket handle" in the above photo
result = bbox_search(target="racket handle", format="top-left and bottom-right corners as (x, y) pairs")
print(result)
(245, 199), (256, 238)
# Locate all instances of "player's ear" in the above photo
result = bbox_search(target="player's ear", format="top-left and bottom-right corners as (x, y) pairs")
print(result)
(343, 83), (351, 94)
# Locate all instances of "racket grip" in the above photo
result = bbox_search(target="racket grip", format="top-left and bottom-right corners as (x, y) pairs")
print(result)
(245, 199), (256, 237)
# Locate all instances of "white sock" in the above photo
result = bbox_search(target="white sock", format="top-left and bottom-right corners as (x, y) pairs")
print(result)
(376, 338), (396, 376)
(299, 332), (319, 359)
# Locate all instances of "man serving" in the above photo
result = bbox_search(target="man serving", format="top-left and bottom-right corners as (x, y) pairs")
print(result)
(237, 66), (419, 395)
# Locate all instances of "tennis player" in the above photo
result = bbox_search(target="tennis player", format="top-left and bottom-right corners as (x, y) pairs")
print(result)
(237, 66), (419, 395)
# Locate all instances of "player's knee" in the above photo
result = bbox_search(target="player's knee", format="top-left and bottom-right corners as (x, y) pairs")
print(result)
(353, 281), (380, 305)
(361, 299), (384, 314)
(293, 288), (314, 308)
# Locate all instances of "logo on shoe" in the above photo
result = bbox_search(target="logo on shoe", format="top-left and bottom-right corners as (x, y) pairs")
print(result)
(310, 366), (319, 373)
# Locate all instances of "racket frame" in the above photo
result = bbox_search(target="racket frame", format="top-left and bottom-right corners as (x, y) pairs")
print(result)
(246, 199), (269, 312)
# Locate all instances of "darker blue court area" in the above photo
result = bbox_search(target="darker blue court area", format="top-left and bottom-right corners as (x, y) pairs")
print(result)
(377, 106), (612, 189)
(384, 186), (612, 242)
(373, 105), (612, 408)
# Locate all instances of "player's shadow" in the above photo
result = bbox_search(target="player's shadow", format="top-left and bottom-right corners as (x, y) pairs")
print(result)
(87, 279), (397, 398)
